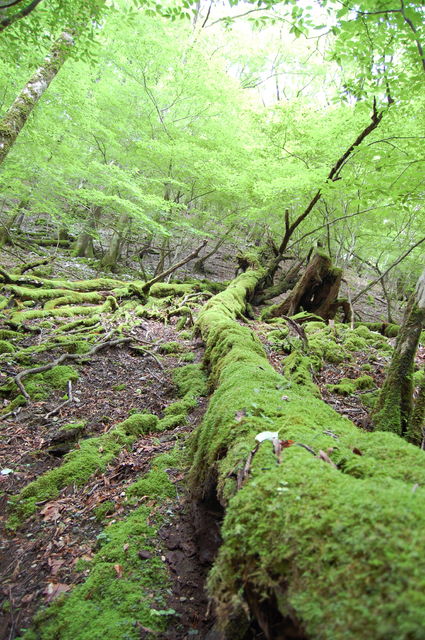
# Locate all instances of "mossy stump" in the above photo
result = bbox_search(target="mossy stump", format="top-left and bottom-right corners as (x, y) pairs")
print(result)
(264, 251), (343, 321)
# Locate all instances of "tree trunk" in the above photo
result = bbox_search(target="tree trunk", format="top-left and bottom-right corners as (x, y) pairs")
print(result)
(372, 269), (425, 437)
(408, 368), (425, 446)
(73, 206), (102, 258)
(191, 269), (425, 639)
(100, 213), (130, 271)
(0, 198), (28, 246)
(253, 256), (305, 305)
(0, 31), (74, 167)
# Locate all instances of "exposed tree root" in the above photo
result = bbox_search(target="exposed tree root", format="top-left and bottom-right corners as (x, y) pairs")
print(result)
(14, 336), (132, 402)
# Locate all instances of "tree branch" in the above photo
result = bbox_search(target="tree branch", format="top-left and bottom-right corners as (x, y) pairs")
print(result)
(141, 239), (208, 293)
(0, 0), (43, 33)
(352, 237), (425, 304)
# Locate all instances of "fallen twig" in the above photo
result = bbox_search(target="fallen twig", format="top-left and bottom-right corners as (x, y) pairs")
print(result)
(129, 344), (164, 369)
(237, 443), (260, 490)
(44, 380), (73, 419)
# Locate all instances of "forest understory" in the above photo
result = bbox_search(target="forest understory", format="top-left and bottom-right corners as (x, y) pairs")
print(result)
(0, 243), (424, 640)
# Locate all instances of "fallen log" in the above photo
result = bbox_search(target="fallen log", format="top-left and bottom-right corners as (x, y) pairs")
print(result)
(191, 269), (425, 639)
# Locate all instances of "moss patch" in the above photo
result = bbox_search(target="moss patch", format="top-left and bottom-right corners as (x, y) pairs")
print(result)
(21, 451), (180, 640)
(327, 374), (375, 395)
(150, 282), (193, 297)
(158, 341), (187, 355)
(8, 412), (159, 526)
(0, 340), (15, 354)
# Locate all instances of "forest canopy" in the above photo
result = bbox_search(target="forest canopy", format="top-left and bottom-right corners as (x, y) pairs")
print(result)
(0, 0), (423, 286)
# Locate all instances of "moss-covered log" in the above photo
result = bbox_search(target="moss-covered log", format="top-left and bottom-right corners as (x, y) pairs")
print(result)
(191, 270), (425, 640)
(354, 321), (400, 337)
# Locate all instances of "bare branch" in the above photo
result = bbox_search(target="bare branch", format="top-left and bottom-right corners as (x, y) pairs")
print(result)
(352, 237), (425, 304)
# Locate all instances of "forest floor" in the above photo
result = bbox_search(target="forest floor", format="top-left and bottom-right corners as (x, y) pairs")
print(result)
(0, 247), (421, 640)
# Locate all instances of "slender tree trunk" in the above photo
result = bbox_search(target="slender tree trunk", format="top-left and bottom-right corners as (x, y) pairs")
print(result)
(0, 31), (74, 167)
(100, 213), (130, 271)
(409, 369), (425, 446)
(154, 237), (169, 276)
(73, 206), (102, 258)
(372, 269), (425, 437)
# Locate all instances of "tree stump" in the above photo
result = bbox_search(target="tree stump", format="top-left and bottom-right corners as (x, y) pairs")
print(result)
(265, 251), (343, 321)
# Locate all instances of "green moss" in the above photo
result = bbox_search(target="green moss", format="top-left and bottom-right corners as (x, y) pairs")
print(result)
(164, 397), (197, 416)
(266, 327), (290, 351)
(179, 352), (195, 362)
(0, 329), (21, 340)
(414, 370), (425, 386)
(26, 276), (126, 292)
(179, 330), (193, 339)
(361, 390), (379, 409)
(158, 341), (186, 354)
(112, 383), (127, 391)
(306, 324), (346, 367)
(149, 282), (193, 297)
(3, 286), (102, 310)
(126, 454), (178, 500)
(0, 340), (15, 354)
(0, 393), (26, 414)
(283, 352), (320, 396)
(94, 500), (115, 522)
(343, 334), (368, 351)
(355, 374), (375, 389)
(119, 413), (159, 435)
(38, 321), (54, 329)
(45, 365), (79, 389)
(172, 364), (208, 398)
(59, 421), (86, 433)
(327, 375), (374, 396)
(188, 269), (425, 639)
(157, 414), (187, 430)
(327, 378), (356, 395)
(56, 315), (101, 332)
(1, 365), (80, 402)
(8, 297), (117, 326)
(44, 292), (102, 309)
(354, 322), (400, 338)
(21, 452), (179, 640)
(8, 413), (158, 526)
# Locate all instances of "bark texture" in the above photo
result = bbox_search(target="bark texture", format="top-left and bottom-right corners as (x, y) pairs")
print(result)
(373, 269), (425, 437)
(0, 31), (74, 166)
